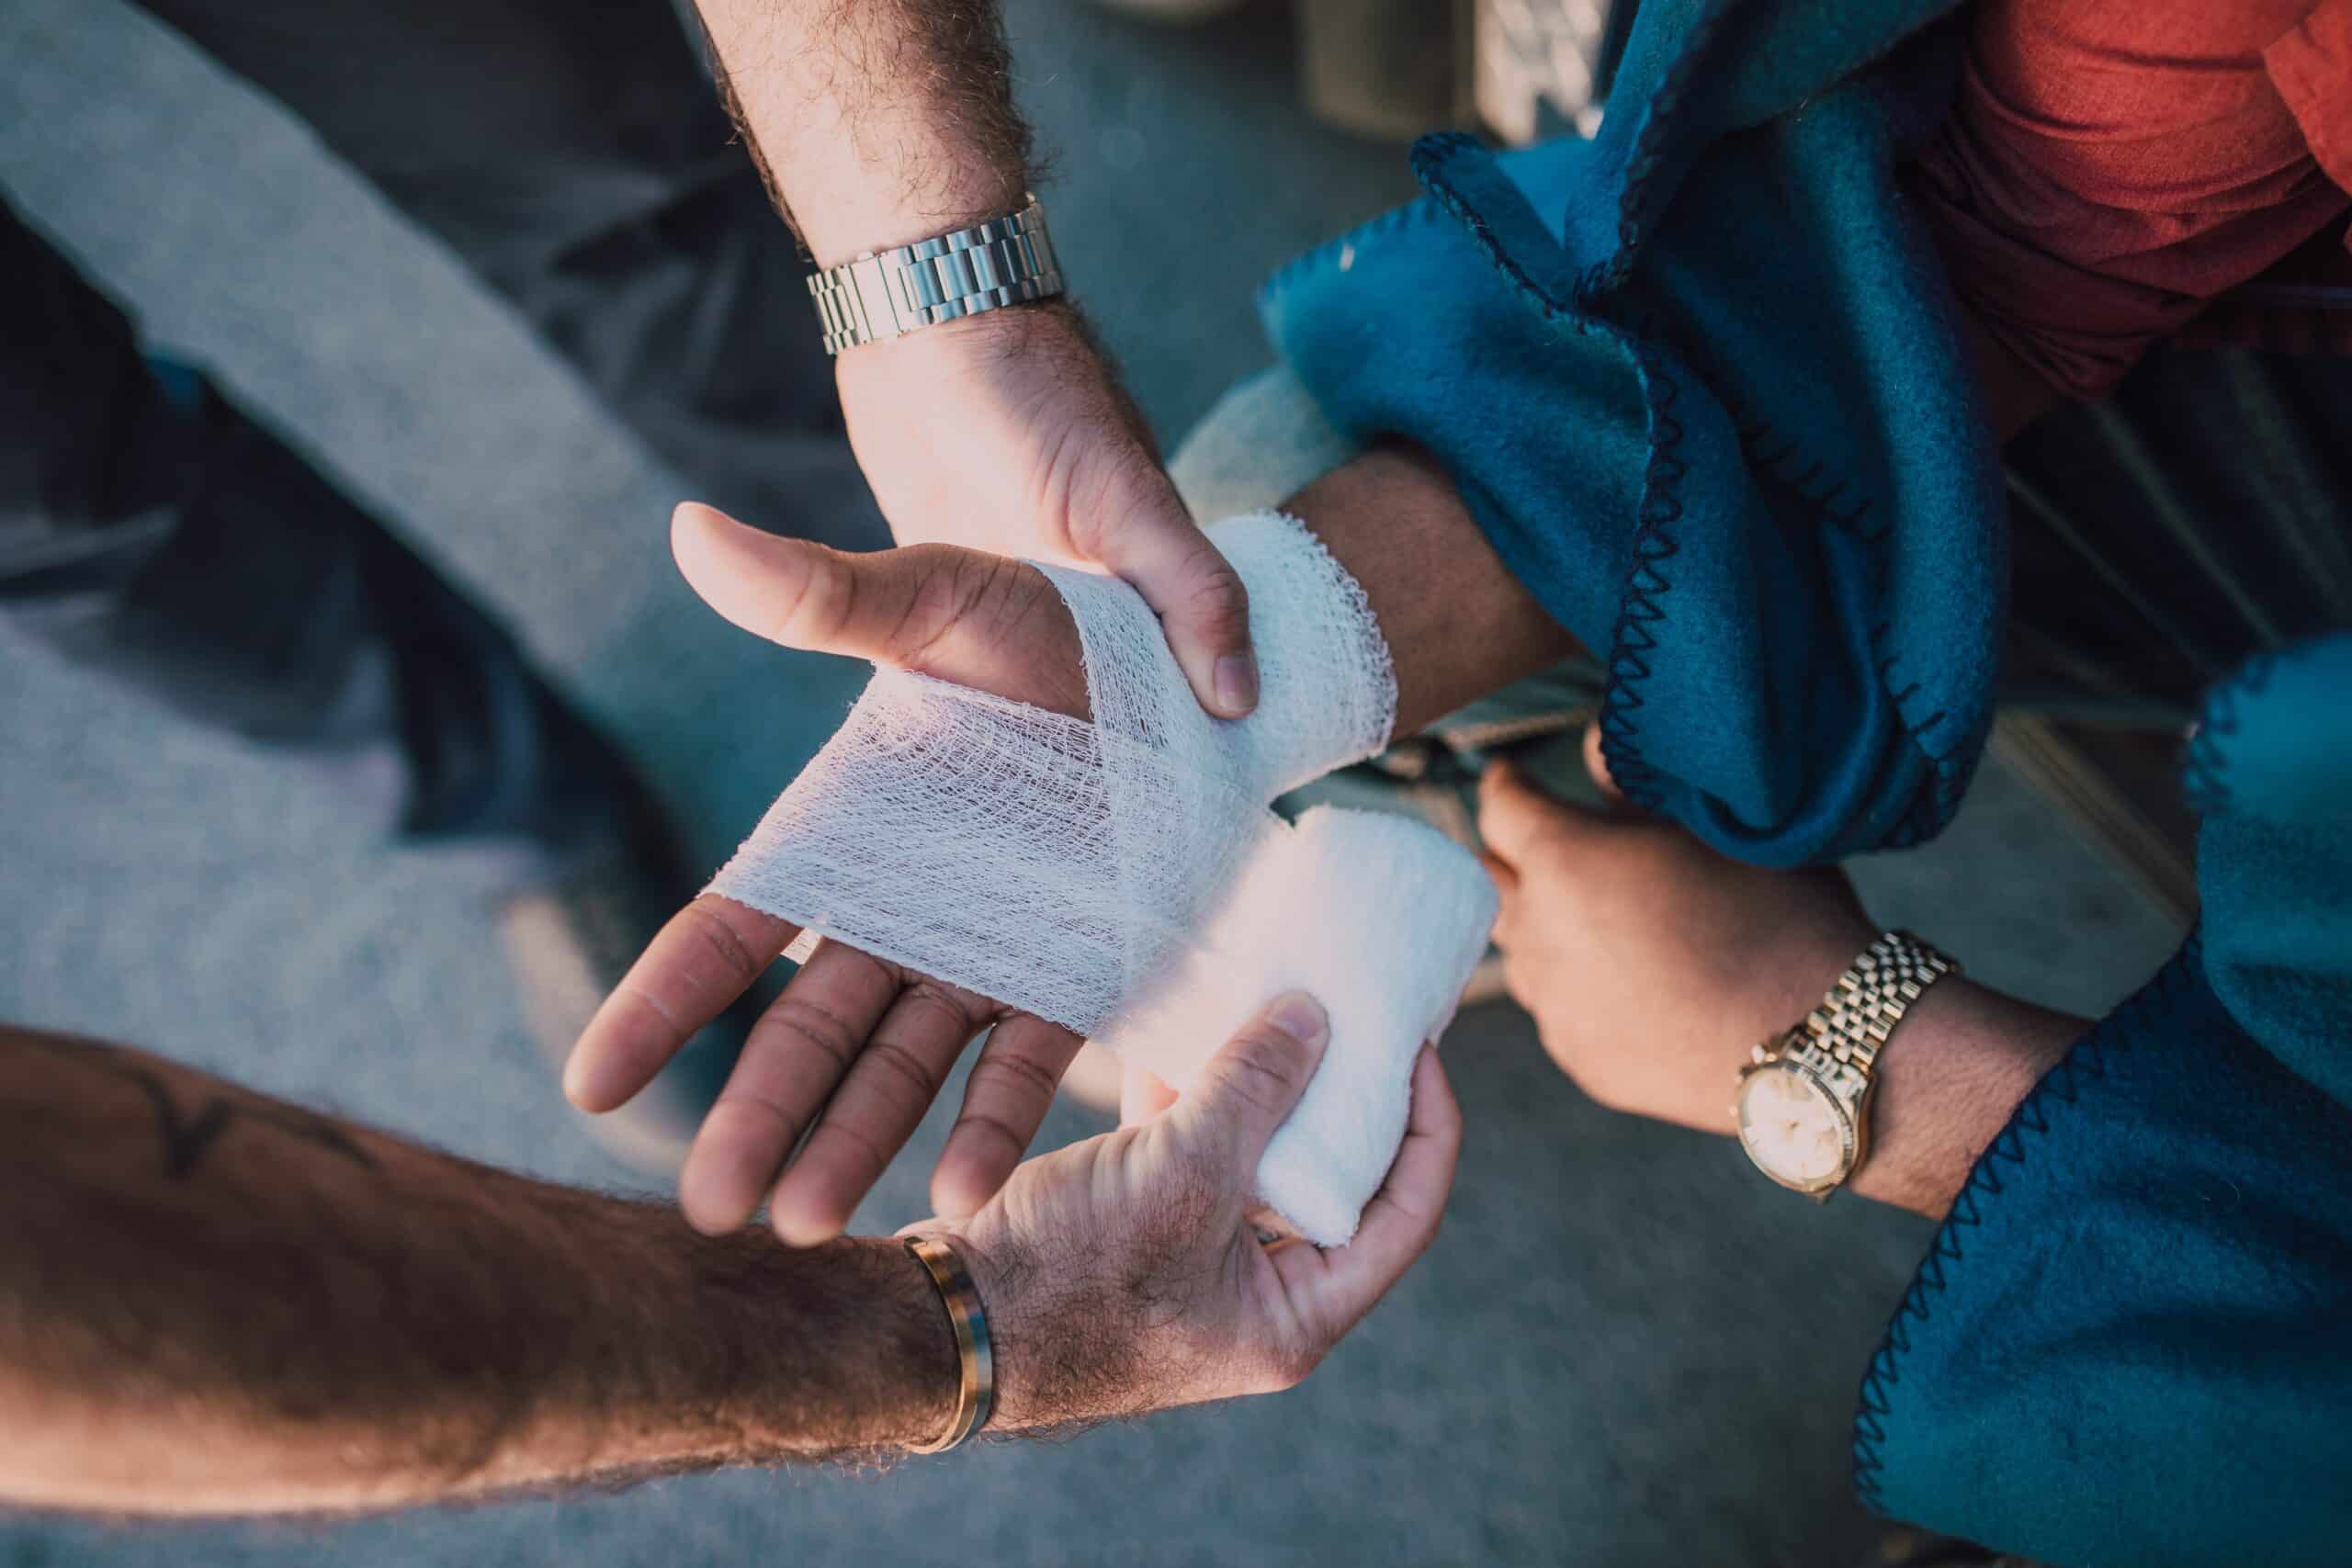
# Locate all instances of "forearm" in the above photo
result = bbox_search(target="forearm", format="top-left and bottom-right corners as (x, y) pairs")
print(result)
(1283, 444), (1584, 735)
(0, 1025), (952, 1516)
(1288, 452), (2066, 1217)
(694, 0), (1028, 261)
(1846, 979), (2084, 1217)
(1641, 970), (2082, 1221)
(1668, 964), (2083, 1220)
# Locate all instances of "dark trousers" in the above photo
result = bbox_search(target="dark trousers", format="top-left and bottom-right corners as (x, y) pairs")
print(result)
(1, 0), (860, 831)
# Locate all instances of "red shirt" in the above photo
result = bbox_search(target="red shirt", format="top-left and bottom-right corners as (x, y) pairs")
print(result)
(1909, 0), (2352, 399)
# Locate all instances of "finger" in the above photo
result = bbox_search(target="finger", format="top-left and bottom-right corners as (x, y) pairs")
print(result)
(930, 1013), (1085, 1219)
(769, 977), (981, 1245)
(1119, 1061), (1180, 1126)
(564, 895), (793, 1113)
(673, 941), (900, 1235)
(1274, 1045), (1461, 1322)
(1582, 721), (1626, 801)
(1475, 757), (1594, 868)
(673, 500), (942, 664)
(1168, 992), (1329, 1177)
(1076, 488), (1257, 718)
(673, 502), (1089, 718)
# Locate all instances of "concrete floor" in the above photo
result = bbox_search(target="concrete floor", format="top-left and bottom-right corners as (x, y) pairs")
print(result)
(0, 2), (2186, 1562)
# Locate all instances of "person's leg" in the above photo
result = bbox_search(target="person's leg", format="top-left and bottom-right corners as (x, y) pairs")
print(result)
(133, 0), (881, 547)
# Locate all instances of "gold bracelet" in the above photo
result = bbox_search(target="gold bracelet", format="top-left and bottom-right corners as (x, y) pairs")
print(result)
(902, 1235), (994, 1453)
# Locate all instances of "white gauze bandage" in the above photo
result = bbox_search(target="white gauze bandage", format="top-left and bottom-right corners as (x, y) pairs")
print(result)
(707, 511), (1496, 1244)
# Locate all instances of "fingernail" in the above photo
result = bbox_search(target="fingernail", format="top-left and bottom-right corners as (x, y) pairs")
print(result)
(1267, 992), (1329, 1045)
(1215, 653), (1259, 716)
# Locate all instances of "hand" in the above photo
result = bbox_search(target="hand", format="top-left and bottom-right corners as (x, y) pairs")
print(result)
(1475, 730), (1876, 1132)
(930, 994), (1461, 1429)
(567, 503), (1095, 1242)
(836, 302), (1260, 717)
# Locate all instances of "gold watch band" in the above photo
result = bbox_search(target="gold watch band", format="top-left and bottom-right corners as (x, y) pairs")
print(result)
(1800, 929), (1958, 1077)
(1735, 929), (1962, 1199)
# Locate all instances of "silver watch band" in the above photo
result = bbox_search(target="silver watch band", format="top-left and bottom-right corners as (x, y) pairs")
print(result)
(807, 197), (1063, 355)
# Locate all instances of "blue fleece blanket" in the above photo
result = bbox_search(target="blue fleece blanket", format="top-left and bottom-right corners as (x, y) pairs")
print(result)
(1261, 1), (2352, 1559)
(1857, 638), (2352, 1566)
(1261, 0), (1995, 867)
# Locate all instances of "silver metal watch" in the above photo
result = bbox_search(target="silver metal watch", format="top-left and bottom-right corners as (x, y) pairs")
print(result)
(806, 197), (1063, 355)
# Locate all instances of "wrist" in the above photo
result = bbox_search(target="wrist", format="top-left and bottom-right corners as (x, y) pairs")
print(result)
(1724, 926), (2075, 1219)
(933, 1223), (1042, 1434)
(834, 292), (1082, 378)
(673, 1235), (958, 1459)
(941, 1213), (1137, 1437)
(803, 174), (1029, 269)
(1848, 977), (2083, 1218)
(1282, 447), (1583, 735)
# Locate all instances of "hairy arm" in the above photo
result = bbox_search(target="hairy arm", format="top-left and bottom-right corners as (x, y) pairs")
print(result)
(0, 1023), (954, 1516)
(695, 0), (1028, 261)
(688, 0), (1259, 718)
(2, 998), (1460, 1517)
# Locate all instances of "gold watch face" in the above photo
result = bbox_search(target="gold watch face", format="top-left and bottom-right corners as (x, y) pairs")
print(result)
(1736, 1062), (1855, 1193)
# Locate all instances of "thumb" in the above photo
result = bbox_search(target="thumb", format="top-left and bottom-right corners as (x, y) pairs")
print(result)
(672, 502), (1087, 716)
(1168, 992), (1329, 1177)
(1073, 479), (1258, 719)
(673, 501), (933, 664)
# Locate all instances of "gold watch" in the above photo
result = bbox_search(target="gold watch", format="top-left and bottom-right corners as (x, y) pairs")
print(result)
(1733, 930), (1957, 1200)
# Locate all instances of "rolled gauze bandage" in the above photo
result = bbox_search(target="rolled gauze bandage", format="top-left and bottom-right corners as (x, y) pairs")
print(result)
(707, 512), (1496, 1244)
(1102, 805), (1493, 1244)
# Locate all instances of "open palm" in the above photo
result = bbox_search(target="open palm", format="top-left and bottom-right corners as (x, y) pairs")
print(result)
(564, 502), (1094, 1242)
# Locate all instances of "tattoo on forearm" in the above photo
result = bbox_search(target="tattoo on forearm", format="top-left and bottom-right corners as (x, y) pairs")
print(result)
(11, 1032), (375, 1179)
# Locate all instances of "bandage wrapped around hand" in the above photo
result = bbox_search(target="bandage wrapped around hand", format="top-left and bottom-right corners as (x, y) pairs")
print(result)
(708, 513), (1496, 1245)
